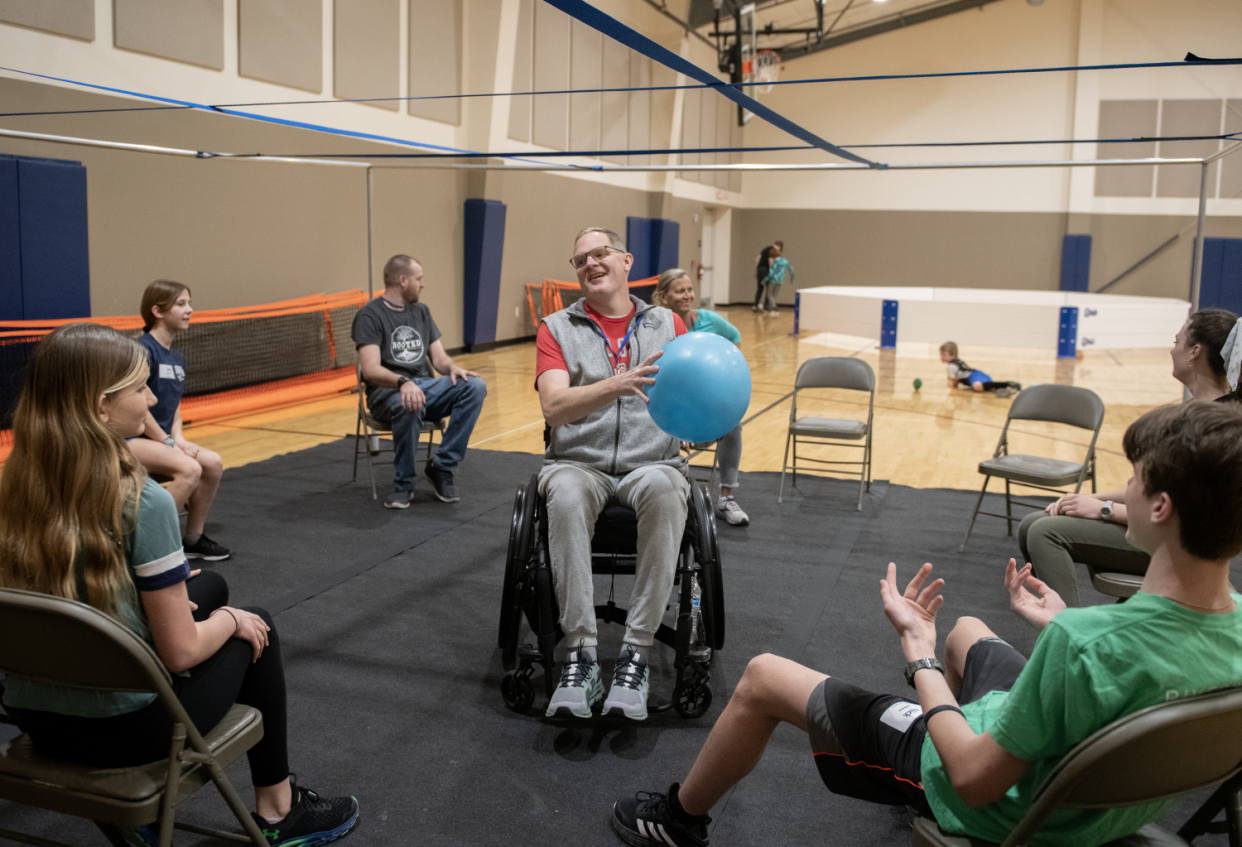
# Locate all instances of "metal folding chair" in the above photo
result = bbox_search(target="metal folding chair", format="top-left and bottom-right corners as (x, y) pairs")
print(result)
(351, 364), (445, 500)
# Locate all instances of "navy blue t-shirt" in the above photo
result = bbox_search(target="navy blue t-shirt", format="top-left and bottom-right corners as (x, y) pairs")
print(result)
(138, 333), (186, 434)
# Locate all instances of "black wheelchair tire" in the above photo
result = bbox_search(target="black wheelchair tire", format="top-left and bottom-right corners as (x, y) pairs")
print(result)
(674, 680), (713, 718)
(692, 483), (726, 652)
(498, 475), (539, 662)
(501, 669), (535, 713)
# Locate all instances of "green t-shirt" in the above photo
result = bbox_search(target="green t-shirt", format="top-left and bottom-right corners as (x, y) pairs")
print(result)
(922, 592), (1242, 846)
(2, 479), (190, 717)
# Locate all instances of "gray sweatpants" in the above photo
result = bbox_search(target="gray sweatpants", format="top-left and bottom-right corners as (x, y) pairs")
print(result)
(1017, 511), (1149, 607)
(716, 423), (743, 489)
(538, 462), (690, 648)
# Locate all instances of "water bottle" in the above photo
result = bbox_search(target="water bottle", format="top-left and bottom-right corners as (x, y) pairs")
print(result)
(689, 576), (711, 661)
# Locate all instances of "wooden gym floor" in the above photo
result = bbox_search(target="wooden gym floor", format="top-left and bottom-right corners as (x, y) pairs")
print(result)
(184, 306), (1183, 495)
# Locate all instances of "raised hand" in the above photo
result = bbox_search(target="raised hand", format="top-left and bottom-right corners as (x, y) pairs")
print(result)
(615, 350), (663, 404)
(880, 562), (944, 657)
(1005, 558), (1066, 630)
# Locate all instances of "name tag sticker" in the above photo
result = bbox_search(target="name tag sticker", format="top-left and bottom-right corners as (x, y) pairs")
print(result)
(159, 364), (176, 379)
(879, 701), (923, 732)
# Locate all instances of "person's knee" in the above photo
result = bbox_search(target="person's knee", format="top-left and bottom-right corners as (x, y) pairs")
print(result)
(735, 653), (784, 705)
(465, 377), (487, 399)
(946, 616), (993, 656)
(175, 455), (203, 486)
(971, 382), (984, 392)
(241, 606), (279, 645)
(198, 449), (223, 481)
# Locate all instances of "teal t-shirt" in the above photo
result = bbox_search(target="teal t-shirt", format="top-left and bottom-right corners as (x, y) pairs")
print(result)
(764, 257), (793, 285)
(688, 309), (741, 344)
(921, 592), (1242, 846)
(2, 479), (190, 717)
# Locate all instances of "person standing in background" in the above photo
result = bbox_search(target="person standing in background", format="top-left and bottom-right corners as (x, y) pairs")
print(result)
(761, 245), (794, 314)
(752, 240), (783, 313)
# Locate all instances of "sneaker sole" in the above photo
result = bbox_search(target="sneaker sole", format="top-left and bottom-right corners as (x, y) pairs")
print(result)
(383, 500), (411, 510)
(610, 804), (665, 847)
(546, 704), (595, 719)
(272, 802), (360, 847)
(604, 703), (648, 721)
(422, 468), (461, 503)
(185, 551), (230, 561)
(715, 509), (749, 527)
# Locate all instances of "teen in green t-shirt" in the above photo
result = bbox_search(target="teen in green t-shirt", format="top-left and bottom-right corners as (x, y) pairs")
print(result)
(611, 400), (1242, 847)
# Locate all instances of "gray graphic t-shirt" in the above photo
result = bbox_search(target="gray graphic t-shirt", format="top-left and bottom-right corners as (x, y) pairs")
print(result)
(351, 297), (442, 391)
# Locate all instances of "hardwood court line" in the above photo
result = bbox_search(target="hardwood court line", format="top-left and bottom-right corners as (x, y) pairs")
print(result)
(468, 419), (545, 448)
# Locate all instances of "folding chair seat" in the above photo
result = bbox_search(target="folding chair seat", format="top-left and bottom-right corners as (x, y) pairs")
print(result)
(351, 363), (446, 499)
(0, 587), (268, 847)
(960, 383), (1105, 552)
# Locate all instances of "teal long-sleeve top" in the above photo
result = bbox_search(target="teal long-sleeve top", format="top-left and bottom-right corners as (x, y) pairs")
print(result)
(687, 309), (741, 344)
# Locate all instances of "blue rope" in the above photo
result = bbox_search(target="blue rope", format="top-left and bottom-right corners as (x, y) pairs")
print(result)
(540, 0), (881, 168)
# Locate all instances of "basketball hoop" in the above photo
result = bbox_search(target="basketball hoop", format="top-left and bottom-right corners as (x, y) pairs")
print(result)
(754, 50), (782, 94)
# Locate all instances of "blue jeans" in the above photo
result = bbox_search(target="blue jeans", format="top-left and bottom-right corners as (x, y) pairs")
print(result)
(368, 375), (487, 492)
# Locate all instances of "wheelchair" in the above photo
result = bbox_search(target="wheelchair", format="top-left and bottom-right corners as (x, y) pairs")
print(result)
(497, 472), (725, 718)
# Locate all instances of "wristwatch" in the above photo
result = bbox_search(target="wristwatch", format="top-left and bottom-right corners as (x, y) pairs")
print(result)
(1099, 500), (1115, 521)
(905, 658), (945, 688)
(397, 376), (410, 388)
(163, 437), (176, 448)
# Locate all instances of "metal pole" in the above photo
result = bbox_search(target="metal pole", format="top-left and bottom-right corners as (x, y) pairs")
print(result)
(366, 166), (374, 298)
(1188, 161), (1208, 313)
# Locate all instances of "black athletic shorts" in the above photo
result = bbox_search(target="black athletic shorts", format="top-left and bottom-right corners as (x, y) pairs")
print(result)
(806, 637), (1026, 816)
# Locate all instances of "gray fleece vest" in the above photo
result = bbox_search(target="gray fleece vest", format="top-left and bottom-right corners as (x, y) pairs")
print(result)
(543, 295), (686, 476)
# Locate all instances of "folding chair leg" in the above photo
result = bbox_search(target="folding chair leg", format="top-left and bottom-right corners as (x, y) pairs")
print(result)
(352, 416), (362, 483)
(159, 725), (187, 847)
(364, 424), (378, 500)
(204, 759), (269, 846)
(959, 477), (991, 553)
(1004, 479), (1014, 536)
(778, 431), (793, 503)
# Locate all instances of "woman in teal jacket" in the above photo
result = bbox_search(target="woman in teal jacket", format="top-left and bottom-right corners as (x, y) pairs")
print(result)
(654, 269), (749, 527)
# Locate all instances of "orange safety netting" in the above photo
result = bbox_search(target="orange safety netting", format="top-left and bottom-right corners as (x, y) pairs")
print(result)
(0, 290), (369, 463)
(524, 276), (658, 331)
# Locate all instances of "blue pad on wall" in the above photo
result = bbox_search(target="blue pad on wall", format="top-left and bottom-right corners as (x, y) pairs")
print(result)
(1201, 238), (1242, 315)
(463, 199), (506, 347)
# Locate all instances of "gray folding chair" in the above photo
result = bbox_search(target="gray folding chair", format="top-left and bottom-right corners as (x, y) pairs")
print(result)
(0, 587), (267, 847)
(779, 357), (875, 510)
(912, 683), (1242, 847)
(960, 384), (1104, 552)
(352, 364), (446, 499)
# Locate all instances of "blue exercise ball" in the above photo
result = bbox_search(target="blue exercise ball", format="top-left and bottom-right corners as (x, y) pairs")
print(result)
(646, 333), (752, 443)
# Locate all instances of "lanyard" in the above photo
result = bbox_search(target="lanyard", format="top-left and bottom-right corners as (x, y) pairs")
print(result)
(592, 318), (638, 372)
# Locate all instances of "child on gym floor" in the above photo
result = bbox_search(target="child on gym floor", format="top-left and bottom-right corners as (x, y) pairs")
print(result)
(939, 341), (1021, 398)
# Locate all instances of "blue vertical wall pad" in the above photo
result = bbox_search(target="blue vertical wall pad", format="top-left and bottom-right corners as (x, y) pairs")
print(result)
(462, 199), (506, 347)
(880, 299), (898, 349)
(1060, 234), (1091, 293)
(624, 216), (680, 302)
(1057, 306), (1079, 358)
(0, 157), (22, 320)
(1200, 238), (1242, 315)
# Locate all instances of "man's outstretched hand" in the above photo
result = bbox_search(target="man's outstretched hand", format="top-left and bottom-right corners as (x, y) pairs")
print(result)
(614, 349), (662, 404)
(880, 562), (945, 660)
(1005, 559), (1066, 631)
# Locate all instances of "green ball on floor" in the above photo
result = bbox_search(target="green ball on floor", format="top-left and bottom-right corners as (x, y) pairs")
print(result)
(913, 378), (923, 390)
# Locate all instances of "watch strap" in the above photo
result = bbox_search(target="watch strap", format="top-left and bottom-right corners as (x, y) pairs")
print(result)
(905, 657), (945, 688)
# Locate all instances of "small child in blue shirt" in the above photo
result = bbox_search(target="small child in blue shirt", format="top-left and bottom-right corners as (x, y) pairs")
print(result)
(939, 341), (1021, 398)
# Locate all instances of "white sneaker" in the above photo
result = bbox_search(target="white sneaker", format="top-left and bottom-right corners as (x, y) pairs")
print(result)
(716, 495), (750, 527)
(546, 651), (603, 719)
(603, 646), (650, 720)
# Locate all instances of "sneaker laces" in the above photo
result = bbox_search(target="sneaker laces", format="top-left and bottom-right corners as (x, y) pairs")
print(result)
(612, 654), (647, 690)
(719, 496), (740, 512)
(557, 656), (594, 689)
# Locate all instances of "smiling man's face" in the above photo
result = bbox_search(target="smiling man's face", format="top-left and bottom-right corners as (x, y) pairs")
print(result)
(574, 231), (632, 303)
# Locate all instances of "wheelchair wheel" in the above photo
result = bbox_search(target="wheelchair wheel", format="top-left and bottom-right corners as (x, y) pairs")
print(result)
(694, 486), (726, 652)
(675, 678), (713, 718)
(498, 475), (539, 662)
(501, 669), (536, 713)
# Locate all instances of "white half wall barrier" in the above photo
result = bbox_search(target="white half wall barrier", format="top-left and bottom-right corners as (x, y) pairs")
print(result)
(796, 286), (1190, 355)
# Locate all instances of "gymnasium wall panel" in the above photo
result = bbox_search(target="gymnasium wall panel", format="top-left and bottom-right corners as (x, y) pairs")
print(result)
(0, 0), (93, 40)
(627, 53), (650, 166)
(532, 3), (569, 150)
(601, 37), (629, 164)
(113, 0), (223, 69)
(569, 19), (601, 154)
(409, 0), (462, 125)
(1156, 100), (1221, 198)
(681, 88), (701, 175)
(238, 0), (322, 93)
(334, 0), (399, 112)
(698, 88), (716, 187)
(507, 0), (534, 142)
(1223, 101), (1242, 202)
(1094, 100), (1156, 198)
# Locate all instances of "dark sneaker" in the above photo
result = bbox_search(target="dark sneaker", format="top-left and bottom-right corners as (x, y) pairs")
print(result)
(603, 646), (650, 720)
(384, 490), (412, 510)
(423, 463), (460, 503)
(612, 783), (710, 847)
(184, 533), (231, 561)
(545, 649), (603, 718)
(251, 777), (360, 847)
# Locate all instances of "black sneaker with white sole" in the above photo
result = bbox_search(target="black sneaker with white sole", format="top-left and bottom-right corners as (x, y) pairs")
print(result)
(250, 776), (360, 847)
(384, 490), (412, 510)
(612, 783), (710, 847)
(184, 533), (231, 561)
(423, 463), (460, 503)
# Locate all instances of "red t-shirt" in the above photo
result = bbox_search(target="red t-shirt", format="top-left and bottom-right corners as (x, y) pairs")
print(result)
(535, 303), (686, 386)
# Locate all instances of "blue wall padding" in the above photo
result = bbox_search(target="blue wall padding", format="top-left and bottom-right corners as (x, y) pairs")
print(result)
(17, 156), (90, 319)
(880, 299), (898, 349)
(1060, 234), (1091, 293)
(1200, 238), (1242, 315)
(462, 198), (506, 347)
(651, 218), (679, 276)
(1057, 306), (1078, 358)
(626, 216), (653, 280)
(0, 157), (22, 320)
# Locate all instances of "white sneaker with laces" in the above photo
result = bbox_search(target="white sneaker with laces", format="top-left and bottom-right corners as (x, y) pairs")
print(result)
(546, 651), (603, 719)
(716, 495), (749, 527)
(603, 646), (650, 720)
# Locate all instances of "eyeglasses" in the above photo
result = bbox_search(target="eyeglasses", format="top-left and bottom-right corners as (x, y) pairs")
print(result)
(569, 245), (623, 270)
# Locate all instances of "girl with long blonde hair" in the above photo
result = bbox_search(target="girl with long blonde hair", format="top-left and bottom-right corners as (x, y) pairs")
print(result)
(0, 323), (359, 846)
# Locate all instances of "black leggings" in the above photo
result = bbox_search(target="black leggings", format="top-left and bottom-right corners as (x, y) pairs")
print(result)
(11, 571), (289, 787)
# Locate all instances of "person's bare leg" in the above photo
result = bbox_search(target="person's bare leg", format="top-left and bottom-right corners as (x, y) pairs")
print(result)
(971, 382), (985, 393)
(677, 654), (827, 816)
(943, 616), (998, 697)
(254, 778), (293, 820)
(127, 438), (201, 509)
(185, 447), (223, 538)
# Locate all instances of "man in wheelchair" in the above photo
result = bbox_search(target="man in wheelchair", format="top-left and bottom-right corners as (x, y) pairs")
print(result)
(533, 226), (690, 720)
(612, 401), (1242, 847)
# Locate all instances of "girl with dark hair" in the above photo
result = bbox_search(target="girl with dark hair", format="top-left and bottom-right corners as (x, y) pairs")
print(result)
(1175, 307), (1242, 403)
(0, 323), (359, 847)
